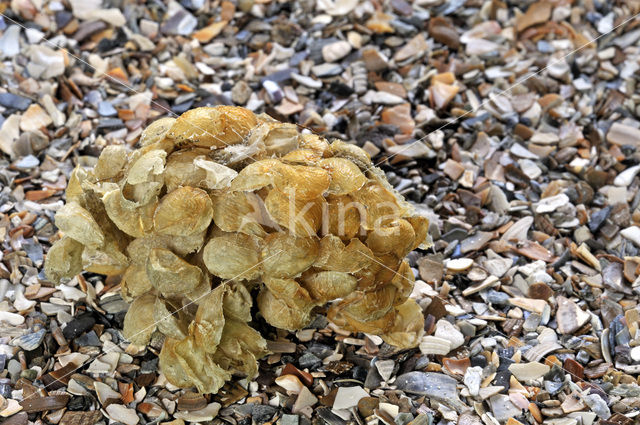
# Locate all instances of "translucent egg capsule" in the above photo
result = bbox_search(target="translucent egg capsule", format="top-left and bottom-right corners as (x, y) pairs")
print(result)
(163, 149), (208, 192)
(340, 284), (397, 323)
(264, 189), (325, 237)
(318, 157), (368, 195)
(313, 235), (374, 273)
(261, 232), (319, 278)
(258, 278), (316, 331)
(102, 188), (156, 238)
(44, 236), (84, 283)
(365, 218), (416, 257)
(272, 163), (331, 200)
(123, 293), (157, 346)
(325, 195), (362, 240)
(379, 299), (425, 349)
(139, 117), (176, 147)
(211, 191), (266, 237)
(153, 186), (213, 236)
(301, 270), (358, 302)
(82, 239), (129, 275)
(120, 265), (153, 302)
(281, 148), (323, 164)
(93, 145), (128, 181)
(229, 158), (281, 192)
(54, 202), (105, 248)
(146, 248), (204, 296)
(168, 106), (258, 149)
(202, 232), (262, 280)
(298, 133), (330, 154)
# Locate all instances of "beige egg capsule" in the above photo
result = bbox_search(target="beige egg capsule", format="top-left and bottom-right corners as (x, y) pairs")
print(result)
(168, 106), (258, 148)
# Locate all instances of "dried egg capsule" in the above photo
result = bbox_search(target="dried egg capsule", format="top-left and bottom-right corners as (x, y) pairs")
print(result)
(351, 182), (404, 230)
(122, 292), (157, 346)
(380, 299), (425, 349)
(326, 139), (372, 169)
(272, 163), (331, 199)
(54, 202), (105, 248)
(168, 106), (258, 148)
(210, 283), (267, 376)
(82, 240), (129, 275)
(160, 232), (207, 256)
(264, 189), (325, 237)
(256, 121), (300, 155)
(65, 166), (89, 204)
(369, 253), (403, 287)
(125, 149), (166, 185)
(407, 215), (431, 250)
(122, 180), (163, 207)
(340, 284), (397, 322)
(154, 296), (189, 341)
(153, 186), (213, 236)
(281, 148), (323, 164)
(126, 233), (205, 265)
(172, 335), (231, 393)
(93, 145), (128, 181)
(318, 157), (368, 195)
(211, 191), (266, 237)
(299, 133), (329, 154)
(263, 276), (316, 311)
(193, 156), (238, 190)
(146, 248), (204, 296)
(126, 237), (170, 265)
(329, 304), (395, 335)
(139, 117), (176, 147)
(120, 265), (153, 302)
(102, 189), (156, 238)
(301, 270), (358, 302)
(164, 152), (238, 191)
(211, 319), (268, 378)
(365, 218), (416, 257)
(325, 195), (362, 240)
(164, 150), (209, 192)
(258, 281), (316, 330)
(44, 236), (84, 283)
(229, 158), (281, 192)
(159, 338), (194, 388)
(313, 236), (374, 273)
(390, 260), (415, 305)
(202, 232), (262, 280)
(183, 277), (212, 304)
(192, 285), (226, 352)
(261, 233), (319, 278)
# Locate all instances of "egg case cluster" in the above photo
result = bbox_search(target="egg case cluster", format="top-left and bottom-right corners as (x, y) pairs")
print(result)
(44, 106), (431, 394)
